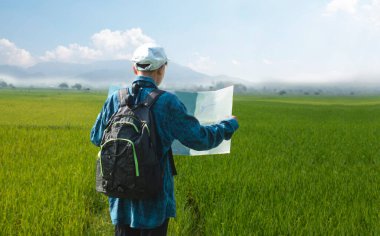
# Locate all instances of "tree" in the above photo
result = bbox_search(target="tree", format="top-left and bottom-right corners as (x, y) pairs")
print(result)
(278, 90), (287, 95)
(71, 83), (82, 90)
(234, 84), (247, 94)
(212, 81), (247, 93)
(58, 83), (69, 89)
(0, 81), (7, 88)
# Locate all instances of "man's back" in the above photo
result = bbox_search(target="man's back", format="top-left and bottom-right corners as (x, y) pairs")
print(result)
(90, 43), (238, 235)
(91, 76), (238, 228)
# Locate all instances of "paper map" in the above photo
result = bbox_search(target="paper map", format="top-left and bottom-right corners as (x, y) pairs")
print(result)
(171, 86), (234, 155)
(108, 85), (234, 156)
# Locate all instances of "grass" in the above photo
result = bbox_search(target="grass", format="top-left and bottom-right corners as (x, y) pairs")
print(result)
(0, 89), (379, 235)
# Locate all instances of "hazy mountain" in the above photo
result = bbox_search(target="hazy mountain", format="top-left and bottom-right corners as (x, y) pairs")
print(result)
(0, 60), (246, 89)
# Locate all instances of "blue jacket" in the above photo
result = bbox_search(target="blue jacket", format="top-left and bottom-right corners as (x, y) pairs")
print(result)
(90, 76), (239, 228)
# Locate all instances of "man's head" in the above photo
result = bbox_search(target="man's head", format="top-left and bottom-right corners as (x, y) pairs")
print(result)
(131, 43), (168, 86)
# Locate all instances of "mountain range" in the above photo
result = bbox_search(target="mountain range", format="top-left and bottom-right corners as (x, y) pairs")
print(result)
(0, 60), (247, 89)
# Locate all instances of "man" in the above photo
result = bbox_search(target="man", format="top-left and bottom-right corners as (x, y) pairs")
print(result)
(90, 43), (239, 236)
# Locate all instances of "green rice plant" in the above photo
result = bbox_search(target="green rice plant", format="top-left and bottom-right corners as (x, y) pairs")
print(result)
(0, 89), (379, 235)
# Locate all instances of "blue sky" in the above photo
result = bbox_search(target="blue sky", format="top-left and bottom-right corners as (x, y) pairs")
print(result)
(1, 0), (380, 83)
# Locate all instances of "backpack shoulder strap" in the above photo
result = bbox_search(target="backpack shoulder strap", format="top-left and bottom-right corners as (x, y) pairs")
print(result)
(118, 88), (129, 107)
(142, 89), (178, 176)
(142, 89), (165, 108)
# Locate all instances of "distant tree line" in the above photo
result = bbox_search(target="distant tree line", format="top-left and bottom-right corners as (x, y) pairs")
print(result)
(0, 80), (15, 89)
(184, 81), (252, 93)
(58, 83), (89, 90)
(275, 88), (358, 96)
(211, 81), (248, 94)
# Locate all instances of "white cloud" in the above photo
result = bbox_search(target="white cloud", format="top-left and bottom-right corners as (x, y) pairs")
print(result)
(92, 28), (154, 52)
(231, 59), (240, 65)
(325, 0), (359, 14)
(41, 28), (155, 63)
(187, 53), (216, 75)
(0, 28), (155, 66)
(41, 44), (102, 63)
(324, 0), (380, 29)
(0, 38), (35, 67)
(262, 59), (273, 65)
(361, 0), (380, 28)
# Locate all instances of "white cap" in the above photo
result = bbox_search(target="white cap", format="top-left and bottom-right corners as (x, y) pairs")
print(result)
(131, 43), (168, 71)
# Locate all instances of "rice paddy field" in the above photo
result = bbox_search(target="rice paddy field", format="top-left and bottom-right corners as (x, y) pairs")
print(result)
(0, 89), (379, 235)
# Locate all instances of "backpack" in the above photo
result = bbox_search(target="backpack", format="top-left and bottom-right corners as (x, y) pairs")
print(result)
(96, 88), (175, 199)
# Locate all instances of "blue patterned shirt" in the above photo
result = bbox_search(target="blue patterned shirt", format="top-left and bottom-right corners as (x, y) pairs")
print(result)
(90, 76), (239, 228)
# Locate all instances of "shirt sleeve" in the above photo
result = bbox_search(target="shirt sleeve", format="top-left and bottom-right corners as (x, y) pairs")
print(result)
(164, 94), (239, 151)
(90, 92), (120, 147)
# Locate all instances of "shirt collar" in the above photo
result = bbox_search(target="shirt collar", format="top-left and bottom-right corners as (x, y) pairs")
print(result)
(133, 76), (158, 88)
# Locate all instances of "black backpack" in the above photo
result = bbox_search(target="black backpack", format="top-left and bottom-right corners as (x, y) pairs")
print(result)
(96, 88), (175, 199)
